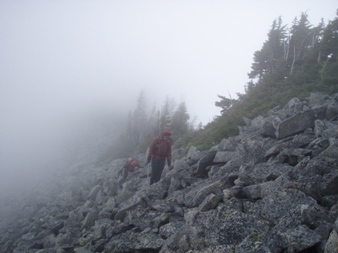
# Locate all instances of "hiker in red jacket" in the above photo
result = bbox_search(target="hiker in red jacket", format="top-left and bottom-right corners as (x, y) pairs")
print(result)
(118, 158), (143, 186)
(147, 129), (172, 185)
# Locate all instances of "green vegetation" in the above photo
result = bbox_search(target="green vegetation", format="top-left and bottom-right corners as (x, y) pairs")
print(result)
(97, 11), (338, 164)
(188, 11), (338, 150)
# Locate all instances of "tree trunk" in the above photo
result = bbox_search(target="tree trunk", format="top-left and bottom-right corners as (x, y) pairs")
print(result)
(290, 46), (296, 75)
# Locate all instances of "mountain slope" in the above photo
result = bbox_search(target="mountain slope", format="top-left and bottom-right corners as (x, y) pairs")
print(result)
(0, 92), (338, 253)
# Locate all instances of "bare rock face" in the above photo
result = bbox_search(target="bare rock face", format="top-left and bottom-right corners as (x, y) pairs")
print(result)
(1, 92), (338, 253)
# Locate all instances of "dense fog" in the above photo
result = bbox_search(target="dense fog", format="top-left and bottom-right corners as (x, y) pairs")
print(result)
(0, 101), (126, 201)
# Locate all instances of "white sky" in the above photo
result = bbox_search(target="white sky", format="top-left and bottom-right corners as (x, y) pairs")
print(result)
(0, 0), (336, 193)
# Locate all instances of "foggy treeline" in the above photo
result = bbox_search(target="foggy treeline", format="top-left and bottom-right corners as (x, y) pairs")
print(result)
(96, 90), (194, 164)
(195, 11), (338, 149)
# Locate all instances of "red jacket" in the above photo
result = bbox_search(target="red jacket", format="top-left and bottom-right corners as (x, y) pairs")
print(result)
(123, 159), (141, 172)
(149, 135), (172, 160)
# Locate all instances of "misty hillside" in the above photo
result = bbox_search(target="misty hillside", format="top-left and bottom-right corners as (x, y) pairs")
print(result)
(0, 9), (338, 253)
(0, 92), (337, 253)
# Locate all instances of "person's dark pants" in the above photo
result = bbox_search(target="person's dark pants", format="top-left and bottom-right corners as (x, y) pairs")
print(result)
(150, 157), (166, 185)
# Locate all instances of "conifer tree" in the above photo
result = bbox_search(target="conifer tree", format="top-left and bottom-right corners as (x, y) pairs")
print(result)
(248, 17), (286, 81)
(159, 96), (175, 131)
(147, 104), (160, 137)
(171, 102), (190, 138)
(215, 95), (236, 114)
(288, 13), (312, 75)
(132, 90), (147, 149)
(319, 11), (338, 85)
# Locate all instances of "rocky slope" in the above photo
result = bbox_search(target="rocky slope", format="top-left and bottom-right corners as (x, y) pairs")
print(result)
(0, 93), (338, 253)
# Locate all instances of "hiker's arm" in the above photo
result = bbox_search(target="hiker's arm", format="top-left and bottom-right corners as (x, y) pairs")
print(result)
(148, 137), (158, 156)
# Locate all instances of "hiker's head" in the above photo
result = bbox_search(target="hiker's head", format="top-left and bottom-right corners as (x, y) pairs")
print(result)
(127, 158), (134, 164)
(161, 129), (171, 137)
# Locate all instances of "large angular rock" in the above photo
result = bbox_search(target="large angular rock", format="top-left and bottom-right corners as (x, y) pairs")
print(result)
(281, 225), (321, 252)
(213, 150), (237, 163)
(186, 146), (202, 165)
(114, 195), (144, 221)
(320, 169), (338, 195)
(276, 105), (327, 139)
(198, 193), (222, 212)
(184, 179), (224, 208)
(196, 150), (217, 177)
(88, 185), (102, 201)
